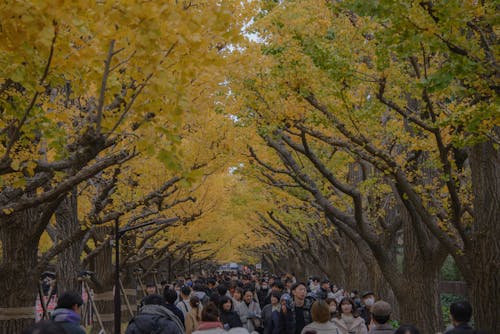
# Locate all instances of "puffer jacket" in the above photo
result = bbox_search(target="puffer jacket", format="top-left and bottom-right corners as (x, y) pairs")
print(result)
(125, 304), (184, 334)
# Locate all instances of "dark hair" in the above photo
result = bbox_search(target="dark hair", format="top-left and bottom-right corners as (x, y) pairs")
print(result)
(395, 324), (420, 334)
(56, 291), (83, 309)
(271, 281), (284, 290)
(291, 282), (307, 291)
(337, 297), (359, 318)
(242, 283), (254, 292)
(163, 288), (178, 304)
(193, 283), (205, 292)
(373, 314), (390, 324)
(201, 302), (219, 322)
(270, 291), (282, 301)
(450, 300), (472, 323)
(142, 294), (165, 306)
(218, 295), (233, 311)
(311, 300), (331, 323)
(190, 295), (201, 308)
(22, 320), (65, 334)
(181, 285), (191, 296)
(217, 284), (228, 296)
(243, 288), (254, 297)
(233, 287), (243, 298)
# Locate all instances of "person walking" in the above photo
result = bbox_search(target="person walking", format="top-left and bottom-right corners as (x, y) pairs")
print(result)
(445, 301), (476, 334)
(165, 288), (186, 327)
(186, 296), (203, 334)
(262, 291), (282, 334)
(332, 297), (367, 334)
(237, 289), (262, 333)
(367, 301), (394, 334)
(177, 285), (193, 318)
(290, 282), (315, 334)
(219, 296), (243, 329)
(193, 303), (250, 334)
(51, 291), (85, 334)
(125, 294), (184, 334)
(300, 300), (339, 334)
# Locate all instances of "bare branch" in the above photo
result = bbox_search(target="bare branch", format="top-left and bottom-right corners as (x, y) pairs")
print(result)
(0, 150), (133, 219)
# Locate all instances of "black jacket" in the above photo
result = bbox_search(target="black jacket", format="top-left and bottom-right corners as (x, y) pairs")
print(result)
(279, 307), (294, 334)
(164, 303), (185, 327)
(291, 297), (314, 334)
(220, 310), (243, 329)
(446, 323), (477, 334)
(359, 305), (371, 327)
(125, 304), (184, 334)
(257, 288), (270, 308)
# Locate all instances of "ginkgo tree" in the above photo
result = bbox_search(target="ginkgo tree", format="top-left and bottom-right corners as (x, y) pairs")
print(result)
(228, 0), (498, 332)
(0, 0), (247, 331)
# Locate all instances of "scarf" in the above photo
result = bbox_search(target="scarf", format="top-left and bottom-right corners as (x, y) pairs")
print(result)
(198, 321), (224, 330)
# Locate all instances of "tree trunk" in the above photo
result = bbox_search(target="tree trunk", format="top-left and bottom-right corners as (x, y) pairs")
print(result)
(324, 244), (346, 287)
(341, 237), (374, 292)
(468, 133), (500, 333)
(55, 189), (81, 293)
(89, 228), (114, 333)
(0, 209), (42, 333)
(396, 266), (442, 333)
(397, 219), (444, 334)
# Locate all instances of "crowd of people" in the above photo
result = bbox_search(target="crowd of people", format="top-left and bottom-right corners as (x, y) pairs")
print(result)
(22, 272), (481, 334)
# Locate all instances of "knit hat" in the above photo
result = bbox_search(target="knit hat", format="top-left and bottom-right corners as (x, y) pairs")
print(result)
(371, 300), (392, 317)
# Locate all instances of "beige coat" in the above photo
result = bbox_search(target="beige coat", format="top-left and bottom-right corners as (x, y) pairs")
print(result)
(185, 307), (202, 334)
(301, 321), (340, 334)
(332, 315), (367, 334)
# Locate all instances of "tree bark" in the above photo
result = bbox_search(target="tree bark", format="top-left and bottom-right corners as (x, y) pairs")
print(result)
(468, 133), (500, 333)
(89, 228), (114, 333)
(55, 189), (81, 293)
(397, 218), (444, 334)
(396, 266), (442, 333)
(0, 208), (42, 333)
